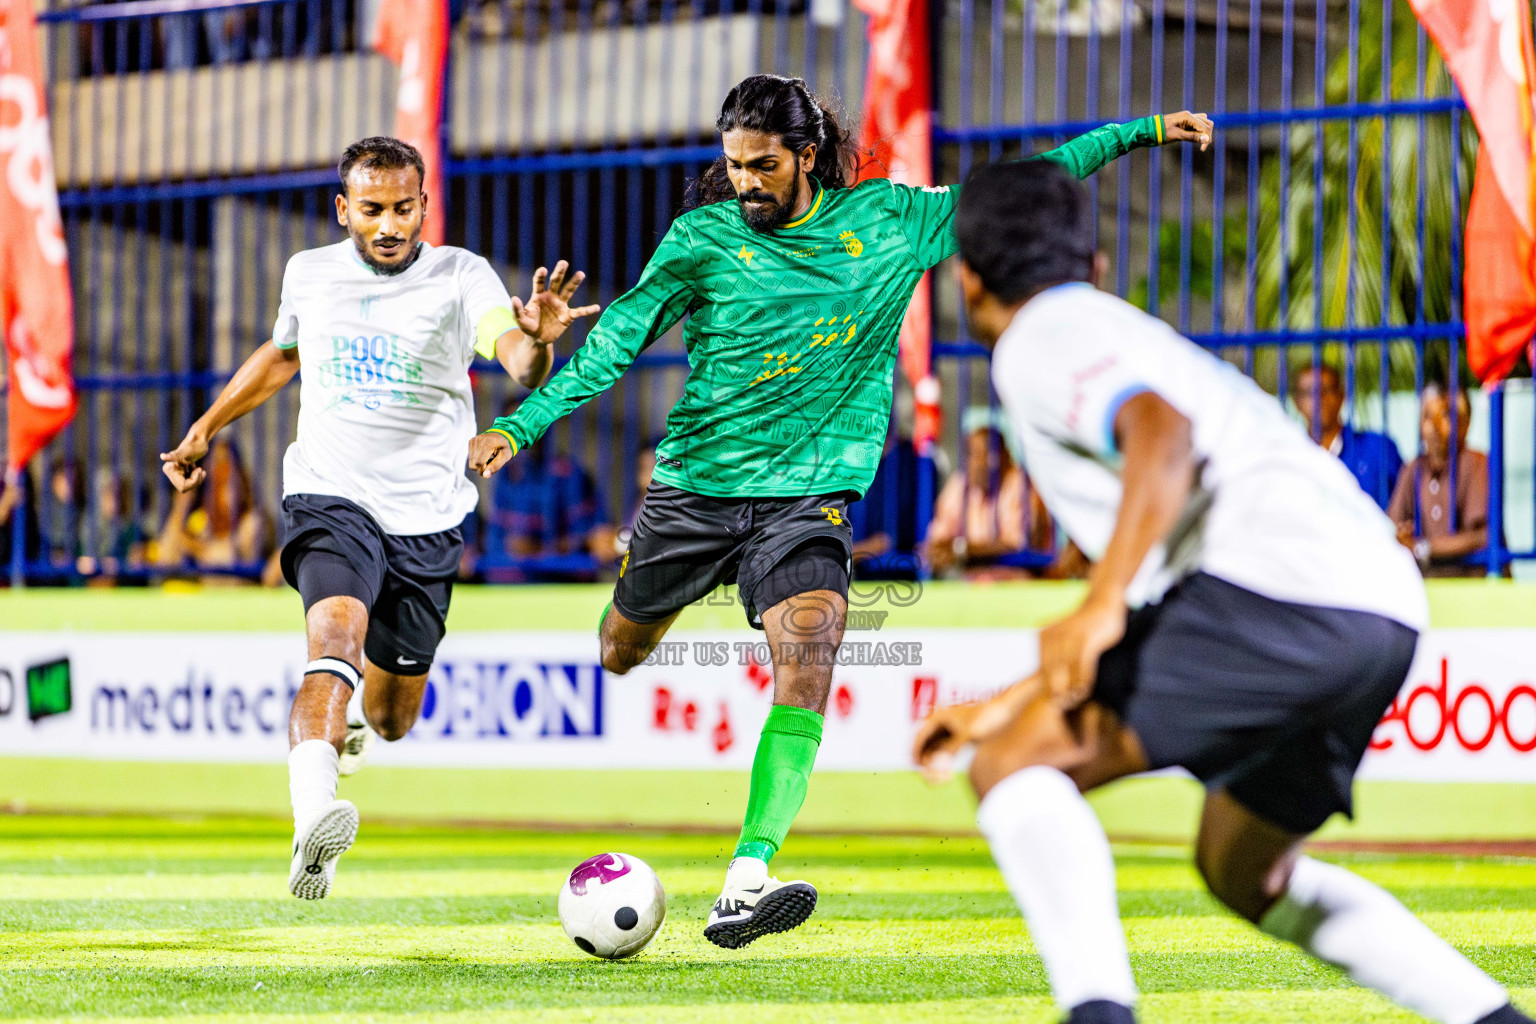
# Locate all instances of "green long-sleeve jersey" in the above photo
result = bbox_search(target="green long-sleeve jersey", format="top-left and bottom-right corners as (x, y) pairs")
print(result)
(491, 115), (1166, 498)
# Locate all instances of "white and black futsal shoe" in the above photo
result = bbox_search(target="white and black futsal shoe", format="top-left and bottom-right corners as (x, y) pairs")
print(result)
(338, 683), (375, 777)
(288, 799), (359, 900)
(703, 859), (818, 949)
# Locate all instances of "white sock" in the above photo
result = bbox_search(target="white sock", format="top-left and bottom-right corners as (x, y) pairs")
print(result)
(1260, 856), (1508, 1024)
(977, 766), (1137, 1011)
(288, 740), (340, 830)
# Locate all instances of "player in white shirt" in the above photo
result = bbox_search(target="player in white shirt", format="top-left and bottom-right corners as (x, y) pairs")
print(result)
(160, 137), (599, 899)
(915, 161), (1531, 1024)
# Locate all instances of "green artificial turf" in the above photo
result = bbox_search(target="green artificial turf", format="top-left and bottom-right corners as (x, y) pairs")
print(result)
(0, 815), (1531, 1022)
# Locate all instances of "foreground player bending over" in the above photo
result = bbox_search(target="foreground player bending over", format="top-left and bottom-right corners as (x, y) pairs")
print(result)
(160, 137), (597, 899)
(916, 160), (1531, 1024)
(466, 74), (1213, 948)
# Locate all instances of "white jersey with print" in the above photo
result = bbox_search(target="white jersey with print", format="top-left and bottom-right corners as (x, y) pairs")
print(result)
(991, 283), (1428, 629)
(272, 240), (513, 536)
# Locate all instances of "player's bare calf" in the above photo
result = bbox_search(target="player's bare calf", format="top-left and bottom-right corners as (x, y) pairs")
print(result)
(596, 604), (681, 675)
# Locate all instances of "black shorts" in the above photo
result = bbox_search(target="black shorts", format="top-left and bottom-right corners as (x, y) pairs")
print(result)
(279, 494), (462, 672)
(1092, 572), (1419, 834)
(614, 482), (854, 630)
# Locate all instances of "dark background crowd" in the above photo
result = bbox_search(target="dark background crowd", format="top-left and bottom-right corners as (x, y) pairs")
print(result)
(0, 370), (1496, 587)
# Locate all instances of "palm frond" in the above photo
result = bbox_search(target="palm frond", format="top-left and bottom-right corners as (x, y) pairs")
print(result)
(1247, 0), (1477, 390)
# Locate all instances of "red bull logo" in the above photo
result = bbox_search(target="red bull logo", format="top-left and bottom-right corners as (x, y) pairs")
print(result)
(568, 853), (631, 895)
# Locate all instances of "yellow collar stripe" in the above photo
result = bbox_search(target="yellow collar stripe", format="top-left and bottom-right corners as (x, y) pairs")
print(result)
(782, 185), (824, 230)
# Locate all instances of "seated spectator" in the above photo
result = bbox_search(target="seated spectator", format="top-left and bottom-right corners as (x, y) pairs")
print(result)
(849, 427), (936, 578)
(482, 430), (613, 583)
(924, 414), (1051, 580)
(260, 508), (293, 589)
(1388, 383), (1489, 577)
(75, 468), (148, 583)
(155, 439), (271, 583)
(604, 445), (658, 563)
(0, 471), (45, 584)
(41, 457), (85, 576)
(454, 509), (484, 583)
(1292, 364), (1403, 508)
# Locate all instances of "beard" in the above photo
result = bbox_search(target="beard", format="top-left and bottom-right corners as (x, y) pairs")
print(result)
(736, 173), (801, 233)
(351, 231), (422, 275)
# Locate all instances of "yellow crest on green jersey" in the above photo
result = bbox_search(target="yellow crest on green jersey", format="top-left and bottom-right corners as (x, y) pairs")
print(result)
(839, 230), (863, 258)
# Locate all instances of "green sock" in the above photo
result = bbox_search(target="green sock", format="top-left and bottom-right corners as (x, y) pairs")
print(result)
(733, 705), (824, 863)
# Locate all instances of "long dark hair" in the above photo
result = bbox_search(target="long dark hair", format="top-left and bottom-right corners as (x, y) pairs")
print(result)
(684, 75), (862, 210)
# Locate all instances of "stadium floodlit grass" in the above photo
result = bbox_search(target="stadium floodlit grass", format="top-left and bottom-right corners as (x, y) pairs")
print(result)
(0, 816), (1532, 1023)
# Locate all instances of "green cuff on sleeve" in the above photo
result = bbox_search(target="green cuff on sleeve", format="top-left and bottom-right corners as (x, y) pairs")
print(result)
(474, 306), (520, 360)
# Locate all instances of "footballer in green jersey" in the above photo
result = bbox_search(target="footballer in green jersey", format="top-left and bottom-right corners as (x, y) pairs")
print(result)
(467, 75), (1213, 949)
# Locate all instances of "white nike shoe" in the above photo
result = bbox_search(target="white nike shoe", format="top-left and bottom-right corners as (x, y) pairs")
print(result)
(338, 717), (375, 777)
(338, 679), (374, 777)
(288, 799), (359, 900)
(703, 857), (818, 949)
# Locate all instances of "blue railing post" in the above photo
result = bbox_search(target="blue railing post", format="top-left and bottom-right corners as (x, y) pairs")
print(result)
(9, 472), (25, 589)
(1487, 381), (1507, 578)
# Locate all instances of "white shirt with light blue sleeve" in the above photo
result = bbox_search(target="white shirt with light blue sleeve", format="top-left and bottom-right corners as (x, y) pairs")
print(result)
(990, 283), (1427, 629)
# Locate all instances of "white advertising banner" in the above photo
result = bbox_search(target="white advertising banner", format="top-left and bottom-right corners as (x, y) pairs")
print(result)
(0, 629), (1532, 781)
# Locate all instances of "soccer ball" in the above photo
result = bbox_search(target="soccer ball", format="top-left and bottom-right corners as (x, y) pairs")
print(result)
(557, 852), (667, 959)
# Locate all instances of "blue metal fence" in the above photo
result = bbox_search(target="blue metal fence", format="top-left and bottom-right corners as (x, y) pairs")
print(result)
(3, 0), (1511, 586)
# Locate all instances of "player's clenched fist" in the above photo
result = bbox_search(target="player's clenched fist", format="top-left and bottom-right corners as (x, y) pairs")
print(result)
(160, 430), (210, 492)
(912, 702), (985, 784)
(1160, 110), (1215, 151)
(467, 431), (514, 478)
(912, 676), (1043, 783)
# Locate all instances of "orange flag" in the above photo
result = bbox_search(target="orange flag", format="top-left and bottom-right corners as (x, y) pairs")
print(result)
(374, 0), (448, 246)
(1409, 0), (1536, 383)
(0, 0), (75, 475)
(853, 0), (938, 448)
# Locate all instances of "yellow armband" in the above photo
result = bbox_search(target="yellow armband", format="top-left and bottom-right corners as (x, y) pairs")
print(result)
(474, 307), (519, 360)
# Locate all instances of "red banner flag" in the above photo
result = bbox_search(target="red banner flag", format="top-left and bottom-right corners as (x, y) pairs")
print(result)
(853, 0), (941, 449)
(374, 0), (448, 246)
(1409, 0), (1536, 383)
(0, 0), (75, 475)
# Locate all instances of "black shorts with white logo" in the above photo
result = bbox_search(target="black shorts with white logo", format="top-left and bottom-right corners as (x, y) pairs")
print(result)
(1092, 572), (1419, 835)
(613, 482), (854, 630)
(279, 494), (461, 672)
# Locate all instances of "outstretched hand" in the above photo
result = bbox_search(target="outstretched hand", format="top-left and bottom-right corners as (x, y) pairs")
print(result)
(1160, 111), (1214, 151)
(513, 260), (602, 346)
(468, 431), (514, 479)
